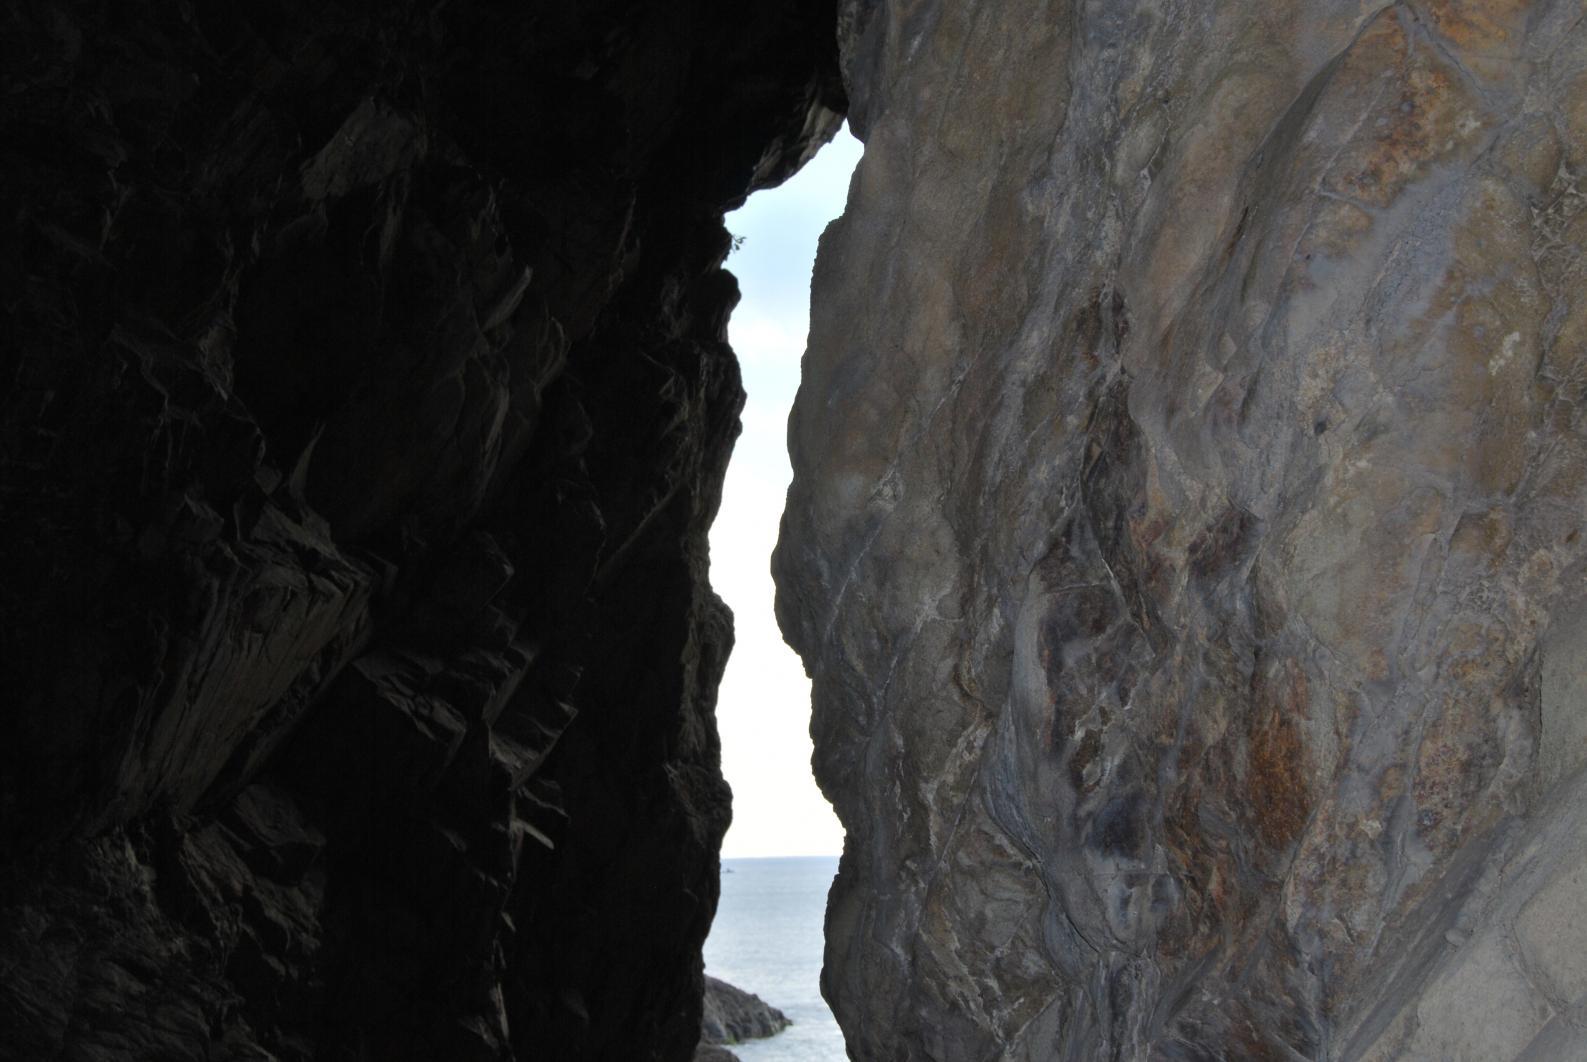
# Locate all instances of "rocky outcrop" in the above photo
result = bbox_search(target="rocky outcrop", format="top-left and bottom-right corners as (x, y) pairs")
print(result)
(700, 974), (792, 1046)
(778, 0), (1587, 1059)
(0, 1), (842, 1059)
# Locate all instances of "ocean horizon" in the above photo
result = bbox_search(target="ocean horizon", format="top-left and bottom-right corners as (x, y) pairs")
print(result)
(704, 855), (845, 1060)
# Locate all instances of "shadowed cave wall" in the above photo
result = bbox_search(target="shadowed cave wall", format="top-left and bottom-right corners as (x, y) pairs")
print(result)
(0, 2), (842, 1058)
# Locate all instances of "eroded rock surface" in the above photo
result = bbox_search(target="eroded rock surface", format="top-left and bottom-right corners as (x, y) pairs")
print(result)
(0, 1), (841, 1059)
(777, 1), (1587, 1058)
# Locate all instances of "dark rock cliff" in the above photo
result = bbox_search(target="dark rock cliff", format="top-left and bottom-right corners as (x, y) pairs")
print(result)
(699, 975), (791, 1048)
(0, 2), (842, 1058)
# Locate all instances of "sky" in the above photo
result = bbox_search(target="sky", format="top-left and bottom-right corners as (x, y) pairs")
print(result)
(711, 126), (863, 859)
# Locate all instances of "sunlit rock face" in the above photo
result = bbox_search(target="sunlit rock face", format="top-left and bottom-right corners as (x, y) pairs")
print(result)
(0, 2), (841, 1059)
(776, 1), (1587, 1057)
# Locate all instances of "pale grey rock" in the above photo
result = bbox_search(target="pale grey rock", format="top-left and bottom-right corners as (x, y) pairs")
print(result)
(776, 1), (1587, 1059)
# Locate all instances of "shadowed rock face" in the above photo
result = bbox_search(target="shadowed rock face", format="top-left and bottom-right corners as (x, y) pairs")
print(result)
(700, 975), (792, 1047)
(777, 1), (1587, 1058)
(0, 1), (841, 1059)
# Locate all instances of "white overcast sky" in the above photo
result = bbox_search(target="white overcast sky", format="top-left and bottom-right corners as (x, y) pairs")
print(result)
(712, 126), (863, 859)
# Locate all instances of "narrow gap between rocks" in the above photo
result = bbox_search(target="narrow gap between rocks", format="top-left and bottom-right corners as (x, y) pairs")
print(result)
(699, 125), (862, 1061)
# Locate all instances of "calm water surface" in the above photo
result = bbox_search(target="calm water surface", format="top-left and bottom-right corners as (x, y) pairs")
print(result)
(704, 856), (846, 1060)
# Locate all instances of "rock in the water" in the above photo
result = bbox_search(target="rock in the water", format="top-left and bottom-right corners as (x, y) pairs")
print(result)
(700, 975), (792, 1045)
(692, 1046), (741, 1062)
(777, 1), (1587, 1059)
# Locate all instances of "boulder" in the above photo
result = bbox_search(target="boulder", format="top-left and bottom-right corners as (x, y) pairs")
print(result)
(700, 975), (792, 1045)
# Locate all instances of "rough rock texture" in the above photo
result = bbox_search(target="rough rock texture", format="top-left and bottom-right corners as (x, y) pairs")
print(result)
(700, 974), (793, 1046)
(0, 1), (842, 1059)
(777, 1), (1587, 1059)
(693, 1047), (742, 1062)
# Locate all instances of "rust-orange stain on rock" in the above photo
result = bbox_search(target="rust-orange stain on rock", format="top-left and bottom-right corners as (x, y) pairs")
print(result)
(1412, 687), (1508, 854)
(1162, 728), (1259, 958)
(1323, 12), (1486, 210)
(1421, 0), (1532, 53)
(1248, 661), (1313, 850)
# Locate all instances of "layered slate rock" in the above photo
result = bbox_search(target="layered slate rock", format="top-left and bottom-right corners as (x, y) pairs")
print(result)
(777, 1), (1587, 1058)
(0, 2), (842, 1059)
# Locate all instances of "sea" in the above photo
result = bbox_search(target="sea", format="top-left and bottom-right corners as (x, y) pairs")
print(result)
(704, 856), (847, 1060)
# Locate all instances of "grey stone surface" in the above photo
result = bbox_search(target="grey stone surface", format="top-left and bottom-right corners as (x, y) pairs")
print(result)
(1517, 863), (1587, 1005)
(776, 1), (1587, 1058)
(1540, 603), (1587, 793)
(700, 975), (792, 1045)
